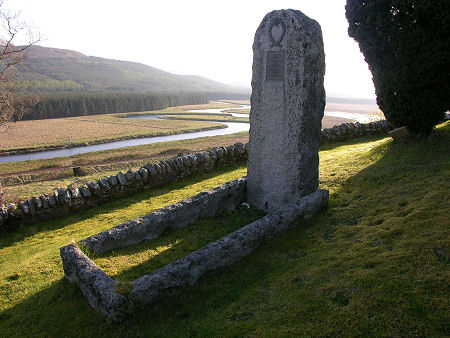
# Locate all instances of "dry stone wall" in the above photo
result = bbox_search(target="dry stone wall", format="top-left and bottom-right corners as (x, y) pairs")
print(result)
(0, 143), (248, 232)
(0, 120), (392, 232)
(321, 120), (392, 143)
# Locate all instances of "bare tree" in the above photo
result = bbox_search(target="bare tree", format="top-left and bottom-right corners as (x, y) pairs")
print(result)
(0, 0), (40, 132)
(0, 1), (40, 206)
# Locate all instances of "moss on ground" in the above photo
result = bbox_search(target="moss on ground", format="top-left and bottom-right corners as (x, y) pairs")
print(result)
(0, 123), (448, 336)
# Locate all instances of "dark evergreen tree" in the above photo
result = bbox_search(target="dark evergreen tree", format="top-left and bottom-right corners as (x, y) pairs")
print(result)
(346, 0), (450, 134)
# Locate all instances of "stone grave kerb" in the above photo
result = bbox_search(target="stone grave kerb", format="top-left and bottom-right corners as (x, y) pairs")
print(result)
(248, 9), (326, 212)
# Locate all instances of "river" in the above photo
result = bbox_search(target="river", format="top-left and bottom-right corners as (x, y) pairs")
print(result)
(0, 102), (372, 164)
(0, 105), (249, 163)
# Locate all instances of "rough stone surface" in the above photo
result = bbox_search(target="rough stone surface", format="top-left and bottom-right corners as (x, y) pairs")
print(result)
(60, 244), (128, 321)
(248, 9), (325, 212)
(320, 120), (392, 142)
(132, 189), (329, 306)
(87, 181), (101, 194)
(79, 185), (92, 198)
(48, 195), (57, 207)
(117, 172), (126, 186)
(108, 175), (118, 186)
(98, 179), (110, 191)
(79, 177), (247, 254)
(61, 187), (328, 321)
(138, 168), (149, 183)
(41, 195), (50, 209)
(388, 125), (411, 142)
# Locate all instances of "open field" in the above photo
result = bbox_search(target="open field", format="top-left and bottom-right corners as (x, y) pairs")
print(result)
(131, 108), (355, 127)
(177, 101), (243, 110)
(0, 133), (249, 202)
(161, 114), (249, 123)
(0, 123), (448, 336)
(0, 99), (363, 202)
(0, 109), (225, 154)
(223, 108), (250, 114)
(221, 100), (250, 105)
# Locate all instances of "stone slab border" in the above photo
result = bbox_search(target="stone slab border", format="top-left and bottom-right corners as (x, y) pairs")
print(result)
(60, 179), (328, 322)
(79, 178), (247, 254)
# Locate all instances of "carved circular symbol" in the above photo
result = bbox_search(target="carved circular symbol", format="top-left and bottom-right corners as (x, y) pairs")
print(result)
(269, 19), (286, 47)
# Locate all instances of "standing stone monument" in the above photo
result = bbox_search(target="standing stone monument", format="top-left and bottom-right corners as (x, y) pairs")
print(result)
(59, 10), (330, 321)
(248, 9), (326, 212)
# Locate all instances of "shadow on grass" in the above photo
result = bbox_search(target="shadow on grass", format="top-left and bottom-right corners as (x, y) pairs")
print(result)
(1, 125), (448, 336)
(0, 248), (279, 337)
(97, 207), (266, 282)
(319, 134), (390, 151)
(0, 165), (245, 249)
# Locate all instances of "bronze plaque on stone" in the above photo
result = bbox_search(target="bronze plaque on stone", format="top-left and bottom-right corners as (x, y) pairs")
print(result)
(266, 51), (286, 81)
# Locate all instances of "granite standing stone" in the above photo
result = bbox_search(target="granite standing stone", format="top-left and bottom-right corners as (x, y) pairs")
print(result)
(247, 9), (326, 212)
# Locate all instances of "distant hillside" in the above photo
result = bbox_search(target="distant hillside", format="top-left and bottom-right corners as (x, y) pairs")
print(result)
(15, 45), (249, 98)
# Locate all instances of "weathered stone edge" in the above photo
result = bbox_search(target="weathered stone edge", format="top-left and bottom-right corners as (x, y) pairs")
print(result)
(79, 177), (247, 254)
(61, 188), (328, 321)
(60, 244), (128, 322)
(132, 189), (329, 306)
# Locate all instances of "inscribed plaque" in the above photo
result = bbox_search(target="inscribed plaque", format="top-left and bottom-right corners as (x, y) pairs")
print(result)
(265, 51), (286, 81)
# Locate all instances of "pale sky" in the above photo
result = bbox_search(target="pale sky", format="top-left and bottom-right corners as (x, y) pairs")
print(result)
(7, 0), (376, 98)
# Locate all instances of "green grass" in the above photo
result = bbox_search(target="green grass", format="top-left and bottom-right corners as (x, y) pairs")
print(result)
(92, 206), (265, 282)
(0, 123), (449, 336)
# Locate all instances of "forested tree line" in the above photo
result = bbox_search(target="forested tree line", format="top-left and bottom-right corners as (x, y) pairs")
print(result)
(21, 92), (209, 120)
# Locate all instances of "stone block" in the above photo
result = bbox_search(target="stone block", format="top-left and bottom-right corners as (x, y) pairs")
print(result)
(108, 175), (118, 186)
(388, 126), (411, 142)
(98, 178), (111, 191)
(87, 181), (101, 194)
(79, 185), (92, 198)
(125, 169), (135, 183)
(117, 172), (127, 186)
(60, 244), (128, 321)
(138, 167), (149, 183)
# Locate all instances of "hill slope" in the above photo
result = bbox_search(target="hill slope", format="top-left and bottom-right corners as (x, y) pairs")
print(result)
(15, 45), (248, 95)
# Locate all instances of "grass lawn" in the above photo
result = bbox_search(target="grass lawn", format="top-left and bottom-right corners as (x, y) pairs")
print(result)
(0, 123), (448, 336)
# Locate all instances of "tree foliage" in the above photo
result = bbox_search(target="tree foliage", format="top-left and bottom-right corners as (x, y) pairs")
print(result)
(346, 0), (450, 134)
(23, 92), (208, 120)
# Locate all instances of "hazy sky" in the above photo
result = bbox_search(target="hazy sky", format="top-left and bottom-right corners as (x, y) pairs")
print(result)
(8, 0), (375, 98)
